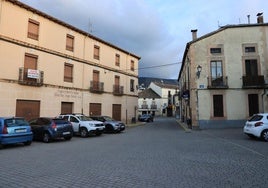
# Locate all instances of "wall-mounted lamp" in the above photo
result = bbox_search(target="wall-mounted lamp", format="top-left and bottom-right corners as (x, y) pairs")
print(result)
(196, 65), (202, 78)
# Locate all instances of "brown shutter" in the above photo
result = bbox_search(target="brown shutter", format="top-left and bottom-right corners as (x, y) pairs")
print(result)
(66, 34), (74, 51)
(28, 19), (39, 40)
(94, 45), (100, 59)
(64, 63), (73, 82)
(24, 54), (37, 69)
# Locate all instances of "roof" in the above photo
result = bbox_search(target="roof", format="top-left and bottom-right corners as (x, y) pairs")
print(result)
(178, 23), (268, 81)
(152, 82), (179, 89)
(6, 0), (140, 60)
(138, 88), (161, 99)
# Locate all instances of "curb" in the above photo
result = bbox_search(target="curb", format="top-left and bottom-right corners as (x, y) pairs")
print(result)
(176, 120), (191, 133)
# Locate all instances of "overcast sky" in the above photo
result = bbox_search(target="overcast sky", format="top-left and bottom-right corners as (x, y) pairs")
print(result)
(20, 0), (268, 79)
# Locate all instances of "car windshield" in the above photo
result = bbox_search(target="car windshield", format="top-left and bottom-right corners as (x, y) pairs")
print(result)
(77, 115), (93, 121)
(103, 116), (114, 121)
(248, 114), (263, 121)
(4, 118), (28, 127)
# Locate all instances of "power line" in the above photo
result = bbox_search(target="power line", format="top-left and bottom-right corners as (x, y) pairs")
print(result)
(138, 62), (181, 70)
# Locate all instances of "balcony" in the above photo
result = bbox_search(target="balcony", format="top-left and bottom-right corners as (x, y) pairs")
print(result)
(18, 67), (44, 87)
(113, 85), (124, 96)
(207, 76), (228, 89)
(90, 81), (104, 94)
(141, 104), (149, 109)
(151, 104), (157, 109)
(242, 75), (265, 88)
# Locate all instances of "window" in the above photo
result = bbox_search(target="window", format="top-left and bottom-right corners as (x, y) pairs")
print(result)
(130, 79), (134, 92)
(66, 34), (74, 51)
(24, 53), (38, 70)
(28, 19), (39, 40)
(24, 53), (38, 81)
(115, 54), (120, 66)
(210, 61), (223, 85)
(131, 60), (135, 71)
(115, 76), (120, 86)
(210, 48), (221, 54)
(245, 59), (258, 76)
(245, 46), (256, 53)
(213, 95), (224, 117)
(94, 45), (100, 60)
(93, 70), (100, 90)
(64, 63), (73, 82)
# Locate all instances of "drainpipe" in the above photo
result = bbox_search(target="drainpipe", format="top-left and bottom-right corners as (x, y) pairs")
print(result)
(196, 89), (200, 128)
(261, 89), (268, 112)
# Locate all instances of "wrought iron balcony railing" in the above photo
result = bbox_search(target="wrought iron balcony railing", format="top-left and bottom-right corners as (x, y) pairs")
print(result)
(90, 81), (104, 93)
(113, 85), (124, 96)
(207, 76), (228, 89)
(242, 75), (265, 88)
(18, 67), (44, 87)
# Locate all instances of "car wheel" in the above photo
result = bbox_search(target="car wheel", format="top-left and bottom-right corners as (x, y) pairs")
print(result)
(64, 136), (72, 141)
(43, 132), (50, 143)
(261, 130), (268, 142)
(24, 141), (32, 146)
(80, 128), (88, 138)
(96, 132), (102, 136)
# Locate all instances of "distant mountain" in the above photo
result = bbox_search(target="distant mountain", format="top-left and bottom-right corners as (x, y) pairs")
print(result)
(138, 77), (178, 88)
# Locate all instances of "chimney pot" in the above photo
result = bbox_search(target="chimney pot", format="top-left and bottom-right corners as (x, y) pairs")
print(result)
(191, 29), (198, 40)
(257, 12), (264, 24)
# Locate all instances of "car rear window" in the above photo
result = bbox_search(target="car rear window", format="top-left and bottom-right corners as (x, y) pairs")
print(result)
(248, 115), (263, 121)
(4, 118), (28, 127)
(53, 119), (69, 124)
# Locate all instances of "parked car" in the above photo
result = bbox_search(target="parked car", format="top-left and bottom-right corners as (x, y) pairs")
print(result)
(138, 114), (154, 122)
(0, 117), (33, 148)
(243, 113), (268, 141)
(29, 117), (73, 143)
(90, 115), (125, 133)
(58, 114), (105, 137)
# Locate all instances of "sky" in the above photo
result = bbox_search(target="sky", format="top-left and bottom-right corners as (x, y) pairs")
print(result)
(19, 0), (268, 79)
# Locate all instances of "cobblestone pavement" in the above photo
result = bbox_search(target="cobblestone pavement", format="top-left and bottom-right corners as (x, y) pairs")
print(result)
(0, 117), (267, 188)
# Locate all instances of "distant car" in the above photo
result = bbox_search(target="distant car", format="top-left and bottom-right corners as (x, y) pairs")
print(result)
(243, 113), (268, 141)
(90, 115), (125, 133)
(29, 117), (73, 143)
(0, 117), (33, 148)
(58, 114), (105, 137)
(138, 114), (154, 122)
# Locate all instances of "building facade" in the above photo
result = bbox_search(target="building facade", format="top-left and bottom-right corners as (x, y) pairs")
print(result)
(178, 15), (268, 129)
(138, 82), (179, 116)
(0, 0), (140, 123)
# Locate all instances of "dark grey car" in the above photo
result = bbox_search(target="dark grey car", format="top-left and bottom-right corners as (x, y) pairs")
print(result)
(90, 116), (125, 133)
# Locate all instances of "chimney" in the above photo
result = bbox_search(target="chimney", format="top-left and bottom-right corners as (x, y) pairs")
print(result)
(257, 12), (264, 24)
(247, 15), (250, 24)
(191, 29), (198, 40)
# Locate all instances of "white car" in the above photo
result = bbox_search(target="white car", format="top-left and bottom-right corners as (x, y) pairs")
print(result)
(243, 113), (268, 141)
(59, 114), (105, 137)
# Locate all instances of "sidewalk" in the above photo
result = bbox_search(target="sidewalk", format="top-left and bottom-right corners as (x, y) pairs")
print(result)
(176, 119), (192, 133)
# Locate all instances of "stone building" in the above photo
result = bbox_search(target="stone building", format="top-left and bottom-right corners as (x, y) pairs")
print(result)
(178, 14), (268, 129)
(0, 0), (140, 123)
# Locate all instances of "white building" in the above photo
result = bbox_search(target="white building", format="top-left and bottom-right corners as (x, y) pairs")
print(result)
(138, 82), (179, 116)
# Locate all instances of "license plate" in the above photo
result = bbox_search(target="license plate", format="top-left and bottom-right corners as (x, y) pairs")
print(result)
(63, 131), (70, 135)
(15, 129), (26, 133)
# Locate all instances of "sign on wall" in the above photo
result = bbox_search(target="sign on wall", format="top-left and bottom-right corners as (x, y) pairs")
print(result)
(27, 69), (40, 79)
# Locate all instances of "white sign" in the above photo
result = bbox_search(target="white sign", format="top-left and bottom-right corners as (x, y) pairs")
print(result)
(27, 69), (40, 79)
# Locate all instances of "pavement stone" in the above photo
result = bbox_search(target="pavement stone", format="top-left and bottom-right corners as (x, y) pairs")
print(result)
(0, 117), (267, 188)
